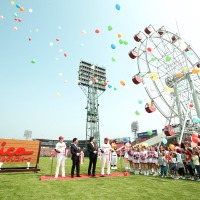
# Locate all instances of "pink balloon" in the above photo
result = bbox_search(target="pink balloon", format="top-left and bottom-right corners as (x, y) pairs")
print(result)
(191, 141), (197, 148)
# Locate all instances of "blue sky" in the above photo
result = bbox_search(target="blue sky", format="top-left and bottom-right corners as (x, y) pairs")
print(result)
(0, 0), (200, 141)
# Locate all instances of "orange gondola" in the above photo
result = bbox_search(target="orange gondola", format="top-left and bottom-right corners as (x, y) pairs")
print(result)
(164, 125), (175, 136)
(145, 101), (156, 113)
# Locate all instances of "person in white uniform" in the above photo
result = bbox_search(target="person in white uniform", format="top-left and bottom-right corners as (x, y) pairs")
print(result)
(54, 136), (67, 178)
(100, 137), (112, 177)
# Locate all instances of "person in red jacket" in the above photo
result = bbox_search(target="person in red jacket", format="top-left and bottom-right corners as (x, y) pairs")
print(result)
(184, 148), (194, 180)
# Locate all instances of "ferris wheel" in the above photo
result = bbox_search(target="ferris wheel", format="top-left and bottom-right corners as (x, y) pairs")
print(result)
(129, 25), (200, 144)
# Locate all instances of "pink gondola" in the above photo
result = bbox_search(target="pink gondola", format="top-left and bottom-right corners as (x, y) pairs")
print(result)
(132, 74), (143, 85)
(164, 125), (175, 136)
(145, 101), (156, 113)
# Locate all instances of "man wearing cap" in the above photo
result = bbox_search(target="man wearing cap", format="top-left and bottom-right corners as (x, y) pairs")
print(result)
(100, 137), (112, 177)
(55, 136), (67, 178)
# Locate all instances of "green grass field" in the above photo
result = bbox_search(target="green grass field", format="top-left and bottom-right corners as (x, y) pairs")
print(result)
(0, 157), (199, 200)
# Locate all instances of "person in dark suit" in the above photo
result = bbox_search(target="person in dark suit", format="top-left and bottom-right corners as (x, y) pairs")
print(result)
(70, 138), (81, 178)
(87, 137), (98, 177)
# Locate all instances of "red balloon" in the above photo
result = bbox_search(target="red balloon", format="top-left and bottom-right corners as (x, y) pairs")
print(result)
(28, 38), (32, 41)
(104, 81), (107, 86)
(192, 136), (199, 144)
(56, 38), (59, 42)
(192, 132), (198, 138)
(64, 53), (67, 57)
(95, 29), (100, 34)
(147, 47), (152, 52)
(189, 103), (194, 108)
(18, 18), (22, 22)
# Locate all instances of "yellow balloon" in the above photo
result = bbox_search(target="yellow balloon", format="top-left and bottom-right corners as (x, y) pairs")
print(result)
(152, 76), (157, 81)
(36, 28), (39, 32)
(164, 86), (168, 91)
(56, 93), (61, 97)
(11, 1), (15, 5)
(169, 88), (174, 93)
(182, 67), (188, 71)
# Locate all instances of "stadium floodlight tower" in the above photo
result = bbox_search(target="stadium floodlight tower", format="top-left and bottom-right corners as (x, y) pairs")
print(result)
(78, 60), (106, 147)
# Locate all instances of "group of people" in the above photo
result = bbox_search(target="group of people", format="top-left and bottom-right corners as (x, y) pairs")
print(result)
(54, 135), (200, 181)
(54, 136), (114, 178)
(125, 143), (200, 181)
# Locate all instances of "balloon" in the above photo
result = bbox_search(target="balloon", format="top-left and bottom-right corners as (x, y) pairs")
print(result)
(169, 144), (175, 151)
(147, 130), (153, 136)
(138, 100), (143, 104)
(165, 56), (171, 62)
(111, 44), (116, 49)
(192, 136), (199, 144)
(95, 29), (100, 34)
(111, 57), (116, 62)
(11, 1), (15, 5)
(13, 13), (17, 17)
(192, 117), (200, 123)
(16, 4), (20, 8)
(19, 7), (24, 11)
(120, 80), (125, 86)
(36, 28), (39, 32)
(56, 93), (61, 97)
(115, 4), (120, 10)
(58, 73), (63, 77)
(49, 42), (53, 46)
(152, 76), (157, 81)
(108, 25), (113, 31)
(135, 111), (140, 116)
(192, 132), (198, 138)
(169, 88), (174, 93)
(103, 81), (107, 86)
(118, 33), (122, 38)
(147, 47), (152, 52)
(182, 67), (188, 71)
(0, 16), (4, 19)
(58, 26), (62, 30)
(162, 138), (167, 144)
(192, 68), (200, 74)
(124, 41), (128, 45)
(114, 88), (117, 90)
(80, 43), (84, 47)
(31, 60), (36, 64)
(18, 18), (22, 22)
(189, 103), (194, 108)
(64, 80), (68, 84)
(151, 57), (156, 61)
(64, 53), (67, 57)
(191, 141), (197, 148)
(59, 49), (63, 52)
(56, 38), (60, 42)
(28, 38), (32, 41)
(177, 73), (183, 78)
(28, 8), (33, 13)
(13, 27), (18, 31)
(82, 30), (86, 35)
(108, 84), (112, 88)
(119, 39), (123, 44)
(164, 86), (168, 91)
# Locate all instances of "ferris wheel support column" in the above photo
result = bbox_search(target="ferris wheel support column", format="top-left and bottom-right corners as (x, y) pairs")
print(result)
(187, 74), (200, 118)
(179, 93), (193, 145)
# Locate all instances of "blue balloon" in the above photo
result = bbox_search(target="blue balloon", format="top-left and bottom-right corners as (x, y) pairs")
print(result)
(125, 138), (129, 143)
(138, 100), (143, 104)
(16, 4), (21, 8)
(162, 138), (167, 145)
(111, 44), (116, 49)
(108, 84), (112, 88)
(192, 117), (200, 123)
(115, 4), (120, 10)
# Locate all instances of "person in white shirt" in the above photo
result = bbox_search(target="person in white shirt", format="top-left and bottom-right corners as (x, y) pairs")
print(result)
(54, 136), (67, 178)
(100, 137), (112, 177)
